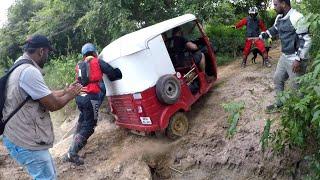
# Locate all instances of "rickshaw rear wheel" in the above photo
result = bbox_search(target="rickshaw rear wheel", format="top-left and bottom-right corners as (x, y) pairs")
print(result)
(166, 112), (189, 140)
(156, 75), (181, 105)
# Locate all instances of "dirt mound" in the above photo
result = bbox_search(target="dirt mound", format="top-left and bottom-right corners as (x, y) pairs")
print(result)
(0, 45), (303, 179)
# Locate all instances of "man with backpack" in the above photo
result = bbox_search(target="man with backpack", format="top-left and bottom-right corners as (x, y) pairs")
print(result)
(63, 43), (122, 165)
(234, 7), (272, 68)
(1, 34), (82, 179)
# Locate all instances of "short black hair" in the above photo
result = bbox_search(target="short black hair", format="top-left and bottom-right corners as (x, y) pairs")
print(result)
(23, 47), (37, 54)
(279, 0), (291, 6)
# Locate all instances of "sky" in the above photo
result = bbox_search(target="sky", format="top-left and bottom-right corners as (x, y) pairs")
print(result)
(0, 0), (15, 27)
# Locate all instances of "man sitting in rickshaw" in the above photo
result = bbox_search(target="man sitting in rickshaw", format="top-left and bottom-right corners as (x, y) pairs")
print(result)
(171, 27), (206, 72)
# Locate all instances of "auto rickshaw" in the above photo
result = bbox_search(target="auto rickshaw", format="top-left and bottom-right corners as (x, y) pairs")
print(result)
(99, 14), (218, 139)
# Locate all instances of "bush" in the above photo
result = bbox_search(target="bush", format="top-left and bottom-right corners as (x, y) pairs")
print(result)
(205, 24), (245, 58)
(44, 54), (80, 89)
(259, 9), (277, 28)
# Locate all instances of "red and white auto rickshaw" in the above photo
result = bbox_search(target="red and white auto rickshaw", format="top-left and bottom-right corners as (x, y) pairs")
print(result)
(99, 14), (218, 139)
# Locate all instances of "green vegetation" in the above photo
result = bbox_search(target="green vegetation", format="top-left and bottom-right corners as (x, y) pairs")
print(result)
(216, 55), (237, 66)
(44, 54), (79, 90)
(0, 66), (4, 76)
(260, 119), (272, 152)
(206, 24), (245, 59)
(0, 0), (274, 69)
(222, 101), (245, 138)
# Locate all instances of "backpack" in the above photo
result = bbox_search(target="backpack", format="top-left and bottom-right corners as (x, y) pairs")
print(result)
(77, 56), (102, 86)
(0, 59), (33, 135)
(77, 56), (93, 86)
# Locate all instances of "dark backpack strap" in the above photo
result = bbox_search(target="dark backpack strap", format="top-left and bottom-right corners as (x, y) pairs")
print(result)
(3, 96), (31, 123)
(2, 59), (34, 122)
(7, 59), (34, 74)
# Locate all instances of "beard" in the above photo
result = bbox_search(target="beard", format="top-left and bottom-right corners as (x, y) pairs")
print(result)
(39, 56), (48, 68)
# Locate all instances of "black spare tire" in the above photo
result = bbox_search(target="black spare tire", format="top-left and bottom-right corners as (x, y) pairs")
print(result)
(156, 75), (181, 104)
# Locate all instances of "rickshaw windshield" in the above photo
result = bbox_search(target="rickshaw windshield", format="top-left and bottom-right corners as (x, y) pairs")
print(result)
(165, 21), (201, 41)
(180, 21), (201, 40)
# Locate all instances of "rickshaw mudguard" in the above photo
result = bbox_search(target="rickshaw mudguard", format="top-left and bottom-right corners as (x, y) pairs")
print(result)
(159, 102), (189, 130)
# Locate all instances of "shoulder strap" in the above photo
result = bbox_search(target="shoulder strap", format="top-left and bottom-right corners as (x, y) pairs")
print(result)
(2, 59), (34, 122)
(7, 59), (34, 74)
(3, 96), (32, 123)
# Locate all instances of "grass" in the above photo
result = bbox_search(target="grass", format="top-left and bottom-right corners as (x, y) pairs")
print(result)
(216, 54), (238, 66)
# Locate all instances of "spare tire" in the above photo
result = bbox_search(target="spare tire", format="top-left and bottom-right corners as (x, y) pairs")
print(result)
(156, 75), (181, 104)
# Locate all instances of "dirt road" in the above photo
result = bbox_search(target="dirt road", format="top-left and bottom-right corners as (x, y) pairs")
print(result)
(0, 45), (304, 180)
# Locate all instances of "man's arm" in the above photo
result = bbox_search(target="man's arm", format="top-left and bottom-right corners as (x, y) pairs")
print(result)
(39, 83), (82, 112)
(19, 67), (82, 112)
(292, 13), (312, 73)
(52, 89), (65, 97)
(235, 18), (247, 29)
(260, 15), (281, 39)
(295, 16), (312, 60)
(52, 82), (79, 97)
(98, 59), (122, 81)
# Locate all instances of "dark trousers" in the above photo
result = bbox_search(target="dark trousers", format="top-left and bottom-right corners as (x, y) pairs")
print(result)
(69, 93), (99, 155)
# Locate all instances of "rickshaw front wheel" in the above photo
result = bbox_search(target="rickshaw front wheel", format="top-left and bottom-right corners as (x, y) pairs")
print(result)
(166, 112), (189, 140)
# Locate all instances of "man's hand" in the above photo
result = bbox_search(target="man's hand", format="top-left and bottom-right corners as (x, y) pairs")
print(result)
(292, 60), (301, 73)
(65, 83), (82, 97)
(259, 32), (270, 39)
(40, 83), (83, 112)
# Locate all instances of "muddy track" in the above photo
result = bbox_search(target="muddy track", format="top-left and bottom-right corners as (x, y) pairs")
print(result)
(0, 45), (305, 180)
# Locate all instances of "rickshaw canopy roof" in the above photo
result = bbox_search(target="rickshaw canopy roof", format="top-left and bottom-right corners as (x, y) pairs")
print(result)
(100, 14), (197, 62)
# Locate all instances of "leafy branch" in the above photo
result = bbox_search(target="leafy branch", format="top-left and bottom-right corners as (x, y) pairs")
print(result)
(260, 119), (272, 152)
(222, 101), (245, 138)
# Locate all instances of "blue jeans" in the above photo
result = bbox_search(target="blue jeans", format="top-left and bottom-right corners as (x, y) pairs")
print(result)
(3, 136), (57, 180)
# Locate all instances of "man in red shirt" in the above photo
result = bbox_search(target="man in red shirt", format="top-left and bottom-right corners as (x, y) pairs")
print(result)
(63, 43), (122, 165)
(234, 7), (271, 68)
